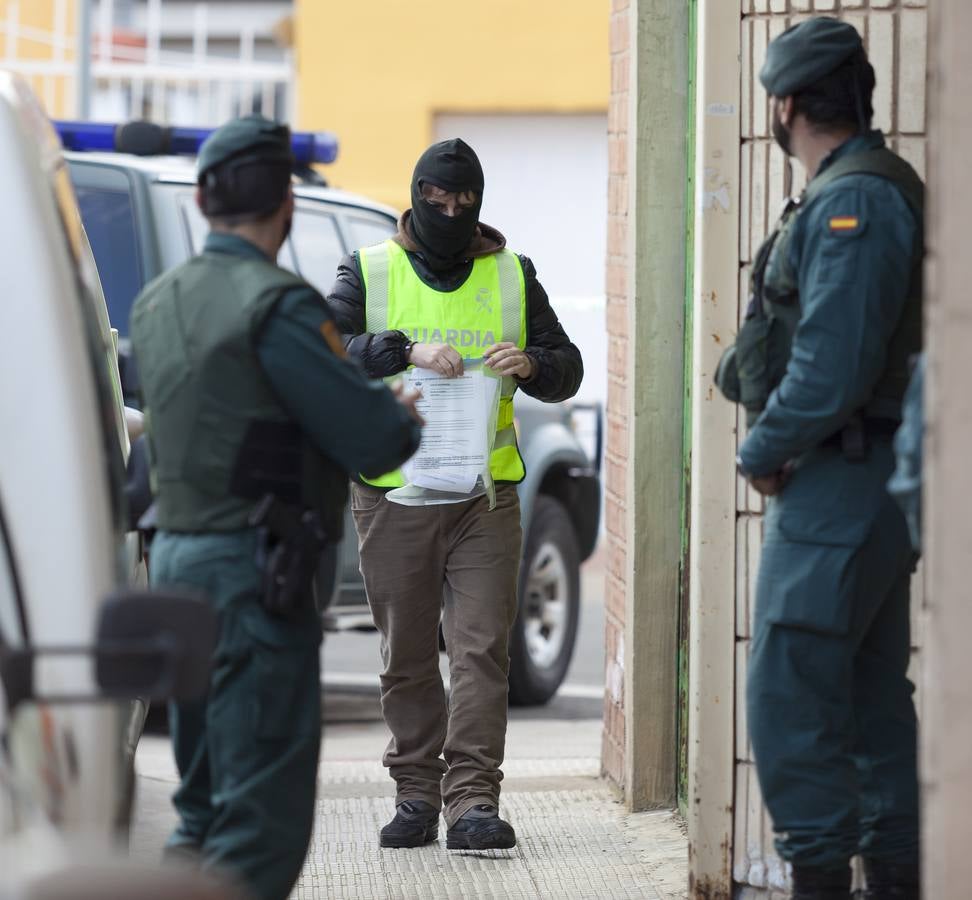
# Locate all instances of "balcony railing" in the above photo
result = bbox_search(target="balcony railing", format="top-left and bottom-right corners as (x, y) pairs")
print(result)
(0, 0), (292, 125)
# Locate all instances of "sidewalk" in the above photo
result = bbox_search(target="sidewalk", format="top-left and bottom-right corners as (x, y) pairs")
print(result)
(133, 699), (687, 899)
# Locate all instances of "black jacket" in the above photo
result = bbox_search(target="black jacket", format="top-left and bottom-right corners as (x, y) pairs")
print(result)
(326, 240), (584, 404)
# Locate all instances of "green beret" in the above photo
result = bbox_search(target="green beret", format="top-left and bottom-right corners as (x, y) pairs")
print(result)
(760, 17), (864, 97)
(197, 114), (293, 179)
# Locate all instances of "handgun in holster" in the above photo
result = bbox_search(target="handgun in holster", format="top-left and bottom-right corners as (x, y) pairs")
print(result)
(231, 421), (338, 618)
(248, 494), (328, 620)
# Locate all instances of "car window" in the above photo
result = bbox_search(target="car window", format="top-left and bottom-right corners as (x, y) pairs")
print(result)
(74, 175), (142, 337)
(346, 213), (396, 250)
(179, 193), (301, 272)
(0, 502), (25, 648)
(290, 208), (345, 293)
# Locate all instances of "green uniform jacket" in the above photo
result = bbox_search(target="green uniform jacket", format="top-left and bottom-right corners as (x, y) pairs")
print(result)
(133, 232), (421, 528)
(738, 132), (920, 476)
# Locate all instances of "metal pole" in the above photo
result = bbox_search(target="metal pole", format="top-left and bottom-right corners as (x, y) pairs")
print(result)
(76, 0), (92, 118)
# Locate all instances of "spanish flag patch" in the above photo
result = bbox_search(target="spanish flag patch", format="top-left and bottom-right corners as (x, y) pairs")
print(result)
(829, 216), (859, 232)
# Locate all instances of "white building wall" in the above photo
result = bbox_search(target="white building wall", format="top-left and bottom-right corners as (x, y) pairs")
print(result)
(922, 2), (972, 896)
(435, 112), (609, 408)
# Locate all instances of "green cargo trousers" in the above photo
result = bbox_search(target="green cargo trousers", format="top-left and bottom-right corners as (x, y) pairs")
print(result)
(351, 483), (522, 827)
(150, 529), (322, 900)
(747, 443), (919, 869)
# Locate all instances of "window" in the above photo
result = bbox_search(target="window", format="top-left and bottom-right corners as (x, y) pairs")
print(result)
(289, 208), (345, 294)
(74, 179), (142, 337)
(346, 214), (396, 250)
(179, 193), (302, 273)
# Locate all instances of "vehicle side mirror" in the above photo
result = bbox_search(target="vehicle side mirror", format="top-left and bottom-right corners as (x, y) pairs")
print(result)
(0, 589), (215, 712)
(95, 589), (216, 702)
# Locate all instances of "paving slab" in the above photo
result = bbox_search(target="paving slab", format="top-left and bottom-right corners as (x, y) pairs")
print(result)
(298, 787), (685, 900)
(133, 707), (687, 899)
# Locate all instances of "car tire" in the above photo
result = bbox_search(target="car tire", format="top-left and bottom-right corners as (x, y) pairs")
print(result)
(508, 495), (581, 706)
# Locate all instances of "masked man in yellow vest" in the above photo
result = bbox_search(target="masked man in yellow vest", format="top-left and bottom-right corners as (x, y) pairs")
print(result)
(327, 139), (583, 850)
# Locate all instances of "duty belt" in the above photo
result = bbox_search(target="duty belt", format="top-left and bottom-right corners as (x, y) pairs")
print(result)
(820, 416), (900, 461)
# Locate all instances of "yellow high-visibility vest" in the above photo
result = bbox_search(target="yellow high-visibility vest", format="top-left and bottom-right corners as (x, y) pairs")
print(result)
(359, 239), (528, 487)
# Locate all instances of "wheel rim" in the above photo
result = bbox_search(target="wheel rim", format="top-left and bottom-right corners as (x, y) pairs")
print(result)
(523, 540), (570, 670)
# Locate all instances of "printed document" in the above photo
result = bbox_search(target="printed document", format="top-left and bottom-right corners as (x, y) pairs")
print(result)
(401, 365), (499, 494)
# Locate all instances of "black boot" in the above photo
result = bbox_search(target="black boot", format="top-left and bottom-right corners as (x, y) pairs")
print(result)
(379, 800), (439, 848)
(862, 858), (920, 899)
(791, 864), (852, 899)
(446, 804), (516, 850)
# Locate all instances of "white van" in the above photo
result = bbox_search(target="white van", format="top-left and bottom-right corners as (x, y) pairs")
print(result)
(0, 73), (216, 895)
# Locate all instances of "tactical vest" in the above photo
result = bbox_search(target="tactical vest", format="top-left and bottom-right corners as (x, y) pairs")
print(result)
(715, 147), (924, 428)
(359, 239), (528, 487)
(130, 251), (347, 535)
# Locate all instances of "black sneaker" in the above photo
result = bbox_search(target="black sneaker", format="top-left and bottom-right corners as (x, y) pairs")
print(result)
(446, 804), (516, 850)
(379, 800), (440, 848)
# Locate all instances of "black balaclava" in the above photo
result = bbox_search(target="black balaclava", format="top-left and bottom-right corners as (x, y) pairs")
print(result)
(409, 138), (484, 271)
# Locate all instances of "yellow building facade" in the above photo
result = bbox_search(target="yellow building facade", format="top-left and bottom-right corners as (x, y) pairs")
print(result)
(294, 0), (610, 211)
(0, 0), (76, 117)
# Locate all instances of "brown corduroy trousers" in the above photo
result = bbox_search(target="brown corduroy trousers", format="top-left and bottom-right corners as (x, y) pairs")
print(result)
(351, 482), (522, 826)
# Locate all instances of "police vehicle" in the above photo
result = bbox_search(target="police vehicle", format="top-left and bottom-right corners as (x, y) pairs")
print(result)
(60, 120), (602, 705)
(0, 73), (216, 893)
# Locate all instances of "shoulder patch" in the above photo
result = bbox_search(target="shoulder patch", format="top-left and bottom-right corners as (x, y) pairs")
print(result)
(829, 215), (860, 232)
(319, 319), (348, 358)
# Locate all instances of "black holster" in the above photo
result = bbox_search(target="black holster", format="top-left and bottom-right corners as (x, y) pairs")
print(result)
(248, 494), (329, 620)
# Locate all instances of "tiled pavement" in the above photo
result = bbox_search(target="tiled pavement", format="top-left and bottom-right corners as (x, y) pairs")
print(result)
(134, 709), (687, 899)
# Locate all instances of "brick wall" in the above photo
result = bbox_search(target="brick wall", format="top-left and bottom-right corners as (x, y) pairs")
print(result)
(734, 1), (927, 893)
(602, 0), (631, 788)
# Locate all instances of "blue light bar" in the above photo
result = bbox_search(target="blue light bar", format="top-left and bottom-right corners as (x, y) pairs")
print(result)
(292, 131), (339, 165)
(53, 120), (339, 165)
(55, 120), (116, 151)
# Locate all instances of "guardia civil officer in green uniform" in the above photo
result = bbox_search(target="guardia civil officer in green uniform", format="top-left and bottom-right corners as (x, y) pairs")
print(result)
(715, 19), (923, 900)
(130, 115), (422, 900)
